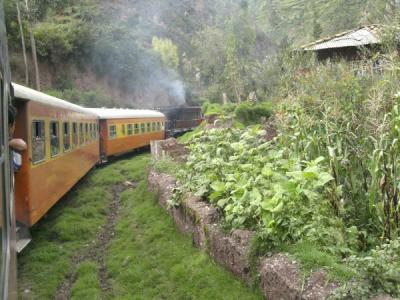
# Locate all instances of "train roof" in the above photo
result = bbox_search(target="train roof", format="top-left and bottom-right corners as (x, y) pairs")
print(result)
(13, 83), (97, 116)
(156, 106), (202, 112)
(86, 108), (165, 120)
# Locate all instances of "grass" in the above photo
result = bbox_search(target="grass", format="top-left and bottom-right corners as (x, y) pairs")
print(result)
(284, 242), (357, 283)
(177, 121), (206, 143)
(151, 157), (181, 176)
(18, 178), (112, 299)
(106, 180), (263, 299)
(18, 153), (262, 299)
(71, 261), (102, 300)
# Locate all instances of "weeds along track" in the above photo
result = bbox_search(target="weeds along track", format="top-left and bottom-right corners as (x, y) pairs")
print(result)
(19, 155), (262, 299)
(55, 183), (127, 300)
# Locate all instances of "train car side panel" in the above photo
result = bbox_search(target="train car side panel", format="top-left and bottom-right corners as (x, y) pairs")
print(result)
(102, 117), (165, 157)
(14, 100), (100, 226)
(13, 102), (31, 225)
(28, 142), (99, 225)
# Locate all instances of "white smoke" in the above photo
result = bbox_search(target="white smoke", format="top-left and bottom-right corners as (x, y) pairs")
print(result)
(167, 80), (186, 105)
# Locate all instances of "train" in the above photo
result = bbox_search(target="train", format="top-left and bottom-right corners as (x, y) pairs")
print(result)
(0, 0), (17, 297)
(156, 106), (203, 137)
(0, 0), (202, 293)
(11, 83), (203, 252)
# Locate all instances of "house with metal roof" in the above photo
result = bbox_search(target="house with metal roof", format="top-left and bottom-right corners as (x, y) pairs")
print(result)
(300, 25), (383, 61)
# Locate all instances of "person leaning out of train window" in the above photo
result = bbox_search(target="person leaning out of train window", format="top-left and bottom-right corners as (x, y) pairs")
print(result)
(8, 105), (27, 171)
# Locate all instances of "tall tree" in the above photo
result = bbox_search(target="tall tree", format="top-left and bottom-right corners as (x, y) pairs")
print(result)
(223, 2), (256, 103)
(16, 1), (28, 85)
(24, 0), (40, 90)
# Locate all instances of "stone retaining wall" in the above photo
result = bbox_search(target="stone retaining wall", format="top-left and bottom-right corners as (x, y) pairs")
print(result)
(148, 170), (338, 300)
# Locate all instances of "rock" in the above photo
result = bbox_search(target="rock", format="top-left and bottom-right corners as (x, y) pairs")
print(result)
(151, 138), (188, 162)
(148, 171), (176, 209)
(207, 225), (254, 283)
(149, 169), (345, 300)
(122, 256), (131, 267)
(171, 194), (219, 248)
(123, 180), (137, 188)
(259, 254), (302, 300)
(184, 195), (219, 248)
(206, 114), (220, 124)
(303, 270), (338, 300)
(171, 206), (193, 235)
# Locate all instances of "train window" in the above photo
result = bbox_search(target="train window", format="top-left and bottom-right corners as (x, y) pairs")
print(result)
(147, 123), (151, 132)
(92, 124), (95, 141)
(32, 120), (46, 163)
(85, 123), (89, 142)
(50, 121), (60, 157)
(72, 122), (78, 147)
(89, 124), (92, 141)
(121, 124), (126, 136)
(157, 122), (161, 131)
(140, 123), (145, 134)
(134, 124), (139, 134)
(93, 123), (97, 139)
(152, 122), (156, 132)
(63, 122), (71, 152)
(127, 124), (133, 136)
(109, 125), (117, 139)
(79, 123), (84, 145)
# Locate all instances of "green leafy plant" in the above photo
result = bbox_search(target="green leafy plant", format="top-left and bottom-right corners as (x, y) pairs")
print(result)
(175, 127), (346, 251)
(234, 102), (273, 125)
(332, 238), (400, 299)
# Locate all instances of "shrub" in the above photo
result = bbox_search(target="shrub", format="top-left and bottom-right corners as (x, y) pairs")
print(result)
(34, 18), (92, 63)
(46, 88), (114, 107)
(234, 102), (273, 125)
(333, 238), (400, 298)
(176, 127), (348, 251)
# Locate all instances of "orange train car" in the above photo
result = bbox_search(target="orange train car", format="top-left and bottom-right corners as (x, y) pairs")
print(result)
(87, 108), (165, 158)
(13, 83), (100, 227)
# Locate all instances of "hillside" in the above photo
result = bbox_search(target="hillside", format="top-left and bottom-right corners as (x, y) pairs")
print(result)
(9, 1), (400, 298)
(4, 0), (396, 107)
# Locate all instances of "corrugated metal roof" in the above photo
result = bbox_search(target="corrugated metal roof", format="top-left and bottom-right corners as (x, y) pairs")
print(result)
(301, 25), (382, 51)
(13, 83), (97, 116)
(87, 108), (165, 119)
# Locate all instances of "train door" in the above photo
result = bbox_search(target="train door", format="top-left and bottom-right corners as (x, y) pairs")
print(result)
(0, 0), (18, 298)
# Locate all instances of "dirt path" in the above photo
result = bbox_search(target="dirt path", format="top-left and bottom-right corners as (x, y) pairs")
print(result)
(55, 184), (126, 300)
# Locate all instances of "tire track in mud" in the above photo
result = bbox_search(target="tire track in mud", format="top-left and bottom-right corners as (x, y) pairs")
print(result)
(55, 183), (129, 299)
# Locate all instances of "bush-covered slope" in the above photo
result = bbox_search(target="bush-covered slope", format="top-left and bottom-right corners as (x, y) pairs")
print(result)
(5, 0), (396, 106)
(171, 38), (400, 296)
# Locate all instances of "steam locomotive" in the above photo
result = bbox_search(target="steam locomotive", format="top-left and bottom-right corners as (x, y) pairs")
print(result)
(155, 106), (203, 137)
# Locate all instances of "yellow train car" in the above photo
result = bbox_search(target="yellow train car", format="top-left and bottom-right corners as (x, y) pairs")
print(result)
(13, 84), (100, 226)
(87, 108), (166, 158)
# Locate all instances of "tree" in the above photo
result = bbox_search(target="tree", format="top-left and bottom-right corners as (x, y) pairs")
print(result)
(223, 3), (256, 103)
(152, 37), (179, 71)
(16, 1), (28, 85)
(24, 0), (40, 90)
